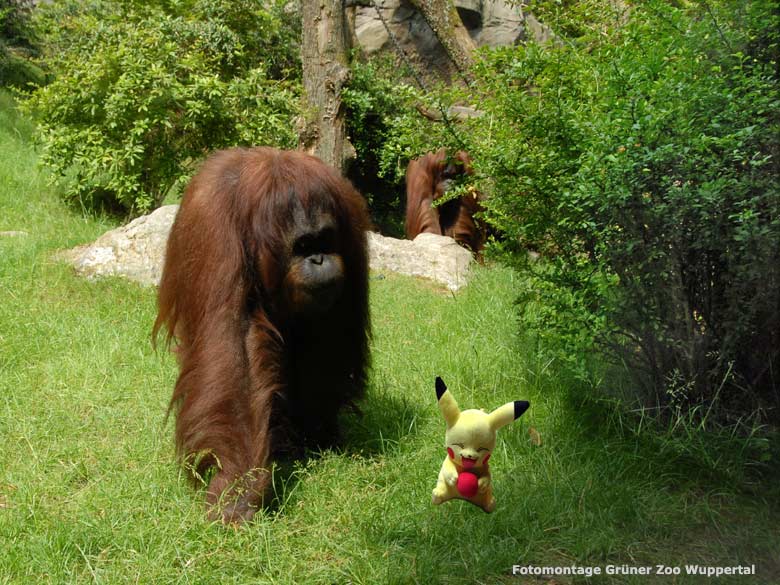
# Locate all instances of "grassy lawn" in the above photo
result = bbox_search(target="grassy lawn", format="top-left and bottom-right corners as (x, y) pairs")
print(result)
(1, 93), (778, 584)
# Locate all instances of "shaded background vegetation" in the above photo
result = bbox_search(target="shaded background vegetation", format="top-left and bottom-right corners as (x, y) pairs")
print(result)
(21, 0), (300, 213)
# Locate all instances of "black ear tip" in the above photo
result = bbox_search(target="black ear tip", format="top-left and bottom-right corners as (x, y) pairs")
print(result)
(435, 376), (447, 400)
(514, 400), (530, 419)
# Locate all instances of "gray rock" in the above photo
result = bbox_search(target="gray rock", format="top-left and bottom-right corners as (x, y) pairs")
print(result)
(475, 0), (524, 46)
(62, 206), (473, 291)
(62, 205), (178, 286)
(354, 13), (390, 53)
(352, 0), (546, 69)
(351, 0), (458, 79)
(367, 231), (473, 291)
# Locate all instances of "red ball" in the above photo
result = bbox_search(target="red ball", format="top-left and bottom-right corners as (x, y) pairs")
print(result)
(457, 471), (479, 498)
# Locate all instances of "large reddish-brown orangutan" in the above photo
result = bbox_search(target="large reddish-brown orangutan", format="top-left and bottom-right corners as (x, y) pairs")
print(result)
(405, 149), (485, 253)
(153, 147), (371, 524)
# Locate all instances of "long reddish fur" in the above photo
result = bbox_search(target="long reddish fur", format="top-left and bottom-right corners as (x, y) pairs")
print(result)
(153, 147), (371, 521)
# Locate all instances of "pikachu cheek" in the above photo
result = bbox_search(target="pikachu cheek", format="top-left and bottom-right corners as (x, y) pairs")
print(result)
(447, 447), (455, 460)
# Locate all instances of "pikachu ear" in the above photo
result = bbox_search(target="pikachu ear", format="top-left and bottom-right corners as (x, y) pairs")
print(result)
(488, 400), (530, 431)
(435, 376), (460, 428)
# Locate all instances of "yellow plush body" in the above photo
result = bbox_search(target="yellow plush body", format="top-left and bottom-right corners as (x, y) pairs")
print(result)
(431, 377), (529, 513)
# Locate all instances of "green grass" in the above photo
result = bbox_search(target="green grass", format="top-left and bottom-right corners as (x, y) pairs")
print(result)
(1, 92), (778, 584)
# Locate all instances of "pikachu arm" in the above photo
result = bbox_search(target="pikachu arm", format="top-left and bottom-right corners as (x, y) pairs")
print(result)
(438, 456), (459, 486)
(432, 457), (460, 505)
(477, 471), (492, 493)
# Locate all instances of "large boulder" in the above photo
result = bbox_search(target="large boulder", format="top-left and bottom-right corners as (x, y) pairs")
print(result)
(62, 205), (178, 287)
(62, 205), (474, 291)
(367, 231), (472, 291)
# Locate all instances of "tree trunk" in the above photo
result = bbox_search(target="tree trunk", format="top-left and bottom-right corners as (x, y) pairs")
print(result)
(300, 0), (354, 173)
(409, 0), (476, 81)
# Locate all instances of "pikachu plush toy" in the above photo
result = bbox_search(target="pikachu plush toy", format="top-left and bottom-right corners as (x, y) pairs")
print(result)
(431, 376), (529, 512)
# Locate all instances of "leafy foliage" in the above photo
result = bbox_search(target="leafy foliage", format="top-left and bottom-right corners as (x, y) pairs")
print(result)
(23, 0), (300, 214)
(478, 0), (780, 420)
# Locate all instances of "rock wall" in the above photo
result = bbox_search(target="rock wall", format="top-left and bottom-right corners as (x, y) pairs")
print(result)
(351, 0), (554, 80)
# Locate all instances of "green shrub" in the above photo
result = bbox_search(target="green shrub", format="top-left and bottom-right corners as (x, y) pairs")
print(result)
(23, 0), (300, 214)
(461, 0), (780, 421)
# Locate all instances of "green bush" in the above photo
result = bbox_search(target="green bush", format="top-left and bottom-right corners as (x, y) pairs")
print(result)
(23, 0), (300, 214)
(459, 0), (780, 421)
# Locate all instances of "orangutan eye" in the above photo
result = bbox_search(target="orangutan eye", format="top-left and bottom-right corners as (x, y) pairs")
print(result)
(452, 443), (464, 448)
(478, 447), (489, 452)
